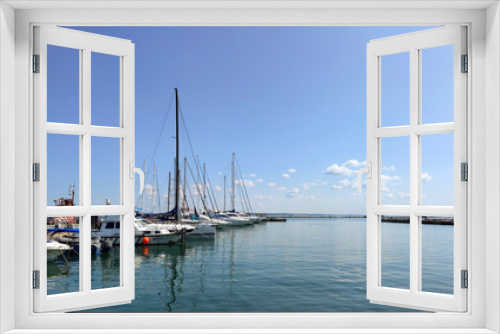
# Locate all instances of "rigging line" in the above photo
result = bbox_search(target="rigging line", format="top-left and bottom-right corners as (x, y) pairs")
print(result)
(186, 160), (210, 213)
(235, 157), (253, 213)
(145, 91), (175, 181)
(205, 171), (220, 212)
(204, 173), (216, 213)
(156, 174), (162, 213)
(236, 181), (247, 212)
(178, 106), (199, 169)
(135, 91), (175, 207)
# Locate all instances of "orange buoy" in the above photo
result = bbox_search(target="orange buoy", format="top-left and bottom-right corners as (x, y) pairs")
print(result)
(142, 236), (150, 244)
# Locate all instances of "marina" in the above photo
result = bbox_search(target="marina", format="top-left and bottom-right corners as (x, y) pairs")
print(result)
(44, 217), (455, 313)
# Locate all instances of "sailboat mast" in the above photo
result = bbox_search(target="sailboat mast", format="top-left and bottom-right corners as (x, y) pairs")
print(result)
(167, 171), (171, 212)
(183, 157), (188, 212)
(141, 158), (146, 212)
(223, 175), (226, 212)
(174, 88), (180, 221)
(203, 163), (207, 210)
(231, 152), (236, 212)
(152, 162), (157, 213)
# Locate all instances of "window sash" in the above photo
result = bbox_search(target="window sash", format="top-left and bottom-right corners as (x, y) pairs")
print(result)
(33, 25), (136, 313)
(366, 26), (468, 312)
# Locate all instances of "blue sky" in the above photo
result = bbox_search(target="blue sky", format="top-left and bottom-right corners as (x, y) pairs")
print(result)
(46, 26), (454, 213)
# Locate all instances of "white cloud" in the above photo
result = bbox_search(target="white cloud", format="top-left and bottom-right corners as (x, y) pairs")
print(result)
(256, 179), (264, 183)
(254, 194), (265, 199)
(398, 192), (410, 199)
(381, 187), (390, 192)
(267, 182), (277, 188)
(326, 159), (367, 177)
(421, 172), (432, 181)
(144, 184), (155, 195)
(382, 165), (396, 171)
(249, 173), (257, 178)
(286, 188), (300, 198)
(381, 175), (402, 182)
(332, 178), (358, 190)
(275, 186), (287, 192)
(325, 163), (353, 176)
(342, 159), (366, 169)
(301, 183), (310, 190)
(214, 186), (222, 191)
(282, 173), (291, 179)
(236, 179), (256, 187)
(287, 169), (296, 174)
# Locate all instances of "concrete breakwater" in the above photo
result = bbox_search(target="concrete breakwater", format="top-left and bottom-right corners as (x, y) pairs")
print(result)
(256, 213), (453, 225)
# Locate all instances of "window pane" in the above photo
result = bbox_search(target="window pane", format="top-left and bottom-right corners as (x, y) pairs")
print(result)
(47, 216), (81, 295)
(421, 218), (454, 294)
(47, 134), (80, 206)
(421, 45), (454, 124)
(47, 45), (80, 124)
(92, 52), (121, 127)
(381, 52), (410, 127)
(381, 215), (410, 290)
(91, 215), (121, 290)
(91, 137), (121, 206)
(421, 133), (454, 206)
(381, 136), (410, 205)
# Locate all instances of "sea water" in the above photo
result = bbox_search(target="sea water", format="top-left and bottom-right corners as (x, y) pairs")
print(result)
(47, 218), (454, 312)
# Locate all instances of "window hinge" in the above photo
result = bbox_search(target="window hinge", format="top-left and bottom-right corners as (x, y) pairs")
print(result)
(33, 163), (40, 182)
(461, 162), (468, 182)
(33, 54), (40, 73)
(461, 54), (468, 73)
(33, 270), (40, 289)
(461, 270), (468, 289)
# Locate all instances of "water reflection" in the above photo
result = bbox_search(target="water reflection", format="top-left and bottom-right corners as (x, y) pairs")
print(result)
(66, 220), (452, 312)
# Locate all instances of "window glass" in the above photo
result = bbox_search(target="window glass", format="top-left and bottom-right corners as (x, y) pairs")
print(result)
(47, 134), (80, 206)
(421, 133), (454, 206)
(46, 216), (81, 295)
(421, 45), (454, 124)
(47, 45), (80, 124)
(381, 136), (410, 205)
(381, 52), (410, 127)
(91, 52), (121, 127)
(381, 215), (410, 290)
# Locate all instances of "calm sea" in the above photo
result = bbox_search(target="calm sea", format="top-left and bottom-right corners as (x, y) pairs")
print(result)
(47, 218), (454, 313)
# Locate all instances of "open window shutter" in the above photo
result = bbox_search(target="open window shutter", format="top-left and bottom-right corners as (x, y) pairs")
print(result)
(365, 26), (467, 312)
(33, 26), (137, 312)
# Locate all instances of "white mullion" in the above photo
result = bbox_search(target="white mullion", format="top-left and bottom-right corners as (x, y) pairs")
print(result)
(413, 123), (454, 135)
(46, 205), (128, 217)
(372, 126), (411, 138)
(122, 48), (135, 296)
(366, 46), (380, 299)
(90, 126), (129, 138)
(409, 47), (420, 294)
(82, 47), (92, 294)
(119, 55), (125, 287)
(372, 205), (411, 215)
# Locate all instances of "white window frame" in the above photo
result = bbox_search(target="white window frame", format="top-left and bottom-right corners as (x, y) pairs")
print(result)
(33, 25), (136, 312)
(366, 26), (468, 312)
(1, 1), (499, 333)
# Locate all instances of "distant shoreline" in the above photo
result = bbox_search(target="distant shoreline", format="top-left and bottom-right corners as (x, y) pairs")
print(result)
(256, 213), (453, 225)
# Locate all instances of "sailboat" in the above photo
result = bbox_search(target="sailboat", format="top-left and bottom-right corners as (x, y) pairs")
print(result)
(150, 88), (217, 237)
